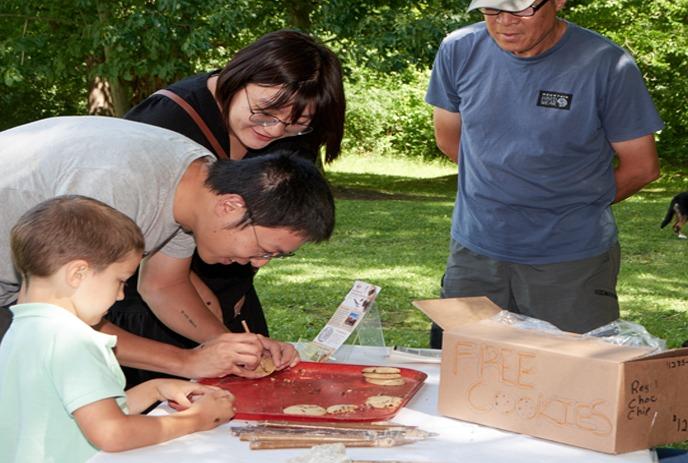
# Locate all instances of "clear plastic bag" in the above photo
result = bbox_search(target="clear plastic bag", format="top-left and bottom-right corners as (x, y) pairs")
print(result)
(287, 443), (349, 463)
(489, 310), (562, 334)
(583, 319), (667, 354)
(488, 310), (667, 355)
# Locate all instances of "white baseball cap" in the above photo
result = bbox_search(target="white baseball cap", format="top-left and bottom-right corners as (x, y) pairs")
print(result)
(467, 0), (534, 12)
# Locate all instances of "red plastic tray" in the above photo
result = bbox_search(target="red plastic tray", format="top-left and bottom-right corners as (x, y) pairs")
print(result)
(198, 361), (427, 422)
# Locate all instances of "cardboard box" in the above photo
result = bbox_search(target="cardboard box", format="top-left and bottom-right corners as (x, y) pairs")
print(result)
(414, 297), (688, 454)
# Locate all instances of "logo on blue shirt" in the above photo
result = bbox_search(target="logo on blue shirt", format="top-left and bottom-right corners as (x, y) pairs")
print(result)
(537, 91), (572, 110)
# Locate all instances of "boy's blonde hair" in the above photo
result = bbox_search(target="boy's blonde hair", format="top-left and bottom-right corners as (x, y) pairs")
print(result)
(10, 195), (145, 280)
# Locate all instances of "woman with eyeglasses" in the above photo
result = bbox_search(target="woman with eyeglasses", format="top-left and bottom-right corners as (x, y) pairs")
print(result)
(126, 29), (345, 164)
(111, 29), (345, 387)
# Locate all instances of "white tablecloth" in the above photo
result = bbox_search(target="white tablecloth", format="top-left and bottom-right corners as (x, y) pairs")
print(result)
(89, 346), (655, 463)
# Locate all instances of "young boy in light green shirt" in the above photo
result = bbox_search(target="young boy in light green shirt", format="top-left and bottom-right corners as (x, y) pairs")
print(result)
(0, 195), (235, 463)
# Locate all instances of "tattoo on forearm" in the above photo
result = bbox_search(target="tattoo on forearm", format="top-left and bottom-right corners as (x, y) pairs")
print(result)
(180, 309), (198, 328)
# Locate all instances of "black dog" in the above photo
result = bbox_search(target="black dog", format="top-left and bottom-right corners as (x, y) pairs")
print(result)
(660, 192), (688, 239)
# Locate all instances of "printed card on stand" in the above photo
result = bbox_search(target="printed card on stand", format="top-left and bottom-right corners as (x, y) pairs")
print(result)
(298, 280), (381, 362)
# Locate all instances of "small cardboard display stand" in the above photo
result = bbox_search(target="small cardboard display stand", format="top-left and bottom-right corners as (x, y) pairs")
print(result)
(298, 280), (383, 362)
(414, 297), (688, 454)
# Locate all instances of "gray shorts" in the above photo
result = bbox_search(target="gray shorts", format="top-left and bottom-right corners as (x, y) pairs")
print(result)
(431, 240), (620, 348)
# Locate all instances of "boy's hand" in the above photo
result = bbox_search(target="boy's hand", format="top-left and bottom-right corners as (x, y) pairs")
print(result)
(185, 389), (235, 431)
(154, 380), (221, 409)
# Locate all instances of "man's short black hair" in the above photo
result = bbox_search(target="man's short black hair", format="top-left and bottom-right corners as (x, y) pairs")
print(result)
(204, 152), (335, 242)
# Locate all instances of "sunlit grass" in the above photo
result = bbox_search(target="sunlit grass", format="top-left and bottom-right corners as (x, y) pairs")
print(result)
(611, 169), (688, 347)
(327, 152), (456, 178)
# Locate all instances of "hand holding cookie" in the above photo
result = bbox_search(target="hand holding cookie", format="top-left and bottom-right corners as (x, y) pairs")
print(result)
(238, 321), (299, 378)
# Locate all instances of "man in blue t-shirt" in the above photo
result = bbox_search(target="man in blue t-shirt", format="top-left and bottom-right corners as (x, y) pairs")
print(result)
(425, 0), (663, 347)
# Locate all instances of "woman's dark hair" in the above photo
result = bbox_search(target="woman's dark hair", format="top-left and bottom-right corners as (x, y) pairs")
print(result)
(216, 30), (345, 163)
(204, 152), (335, 243)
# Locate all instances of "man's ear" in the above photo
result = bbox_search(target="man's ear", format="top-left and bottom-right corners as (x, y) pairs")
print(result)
(64, 260), (90, 289)
(215, 193), (246, 218)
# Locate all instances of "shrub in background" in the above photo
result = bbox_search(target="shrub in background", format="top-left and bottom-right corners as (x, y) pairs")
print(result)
(343, 68), (441, 160)
(565, 0), (688, 164)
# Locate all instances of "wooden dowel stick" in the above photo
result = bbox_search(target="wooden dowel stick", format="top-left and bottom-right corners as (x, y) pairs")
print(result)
(249, 439), (389, 450)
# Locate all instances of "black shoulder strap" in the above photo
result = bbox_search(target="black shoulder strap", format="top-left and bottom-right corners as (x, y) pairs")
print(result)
(0, 306), (12, 344)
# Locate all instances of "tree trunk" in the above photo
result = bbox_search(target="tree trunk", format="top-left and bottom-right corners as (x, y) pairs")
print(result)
(282, 0), (318, 31)
(95, 2), (131, 116)
(108, 77), (130, 116)
(87, 76), (130, 117)
(88, 76), (113, 115)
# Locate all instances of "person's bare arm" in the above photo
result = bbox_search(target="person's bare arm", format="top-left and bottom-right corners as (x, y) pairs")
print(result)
(138, 252), (227, 343)
(433, 107), (462, 163)
(138, 254), (284, 374)
(611, 134), (660, 203)
(73, 388), (234, 452)
(98, 320), (191, 375)
(99, 252), (266, 378)
(188, 270), (222, 321)
(101, 318), (264, 377)
(124, 378), (224, 414)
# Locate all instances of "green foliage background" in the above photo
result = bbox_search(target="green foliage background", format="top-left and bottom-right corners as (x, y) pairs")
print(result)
(564, 0), (688, 162)
(0, 0), (686, 162)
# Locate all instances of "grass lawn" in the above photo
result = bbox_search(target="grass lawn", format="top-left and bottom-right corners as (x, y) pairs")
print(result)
(256, 154), (688, 350)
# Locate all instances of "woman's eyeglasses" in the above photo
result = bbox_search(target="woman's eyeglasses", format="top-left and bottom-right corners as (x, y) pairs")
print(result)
(244, 88), (313, 136)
